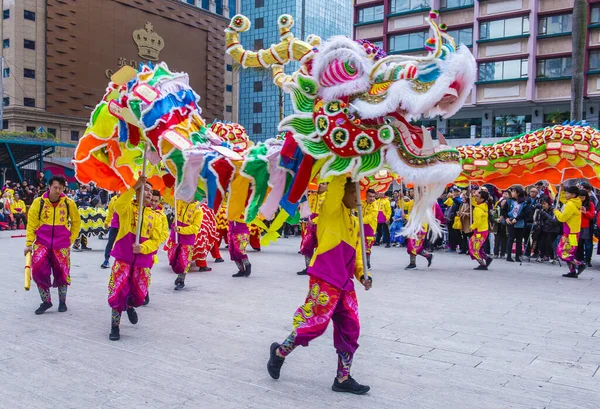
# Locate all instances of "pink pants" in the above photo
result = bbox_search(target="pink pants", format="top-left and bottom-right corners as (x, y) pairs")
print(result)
(407, 230), (427, 256)
(31, 244), (71, 291)
(167, 243), (193, 274)
(107, 259), (150, 312)
(469, 230), (488, 265)
(228, 221), (249, 263)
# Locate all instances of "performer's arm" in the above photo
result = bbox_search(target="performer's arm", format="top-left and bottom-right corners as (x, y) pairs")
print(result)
(553, 202), (573, 223)
(115, 188), (135, 216)
(67, 199), (82, 245)
(25, 198), (41, 247)
(320, 175), (345, 217)
(139, 215), (164, 255)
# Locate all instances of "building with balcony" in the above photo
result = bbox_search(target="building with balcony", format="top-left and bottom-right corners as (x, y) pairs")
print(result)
(353, 0), (600, 143)
(237, 0), (353, 141)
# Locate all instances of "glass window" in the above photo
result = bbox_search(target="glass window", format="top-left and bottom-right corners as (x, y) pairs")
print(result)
(253, 102), (262, 113)
(226, 64), (232, 72)
(478, 59), (528, 81)
(591, 6), (600, 24)
(24, 98), (36, 107)
(390, 0), (429, 14)
(255, 0), (264, 8)
(480, 16), (529, 40)
(24, 39), (36, 50)
(2, 67), (9, 78)
(26, 126), (35, 133)
(493, 115), (530, 137)
(70, 130), (80, 141)
(48, 128), (56, 137)
(590, 50), (600, 71)
(441, 0), (473, 9)
(539, 14), (572, 35)
(254, 39), (264, 49)
(447, 118), (482, 138)
(537, 57), (572, 78)
(24, 68), (35, 79)
(24, 10), (35, 21)
(2, 39), (8, 48)
(226, 84), (233, 92)
(3, 9), (8, 19)
(225, 105), (232, 113)
(372, 40), (384, 49)
(255, 17), (264, 29)
(253, 123), (262, 134)
(2, 120), (7, 129)
(446, 27), (473, 46)
(253, 81), (263, 92)
(2, 97), (8, 107)
(358, 5), (384, 23)
(389, 31), (427, 52)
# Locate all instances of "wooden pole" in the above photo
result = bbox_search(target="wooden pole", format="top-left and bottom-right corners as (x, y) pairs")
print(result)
(355, 182), (369, 276)
(135, 144), (148, 245)
(555, 169), (567, 209)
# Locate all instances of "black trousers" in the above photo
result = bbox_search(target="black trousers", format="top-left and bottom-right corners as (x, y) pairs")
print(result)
(460, 232), (473, 253)
(539, 231), (559, 259)
(12, 213), (26, 228)
(375, 223), (390, 245)
(494, 224), (507, 256)
(448, 226), (461, 251)
(507, 226), (525, 260)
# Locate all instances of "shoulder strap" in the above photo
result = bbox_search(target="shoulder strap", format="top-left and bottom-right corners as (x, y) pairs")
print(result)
(37, 197), (44, 220)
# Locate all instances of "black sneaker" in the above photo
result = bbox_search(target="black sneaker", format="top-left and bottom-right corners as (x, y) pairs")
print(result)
(214, 258), (224, 263)
(232, 271), (245, 277)
(58, 302), (68, 312)
(474, 265), (487, 270)
(35, 301), (53, 315)
(100, 261), (110, 269)
(198, 266), (212, 272)
(82, 246), (92, 251)
(109, 326), (120, 341)
(427, 254), (433, 267)
(174, 280), (186, 291)
(332, 376), (370, 395)
(244, 264), (252, 277)
(385, 244), (391, 248)
(253, 247), (261, 252)
(143, 293), (150, 306)
(486, 257), (493, 267)
(562, 272), (578, 278)
(296, 269), (308, 275)
(586, 261), (592, 268)
(405, 264), (417, 270)
(126, 307), (138, 324)
(267, 342), (285, 380)
(515, 258), (522, 263)
(577, 264), (587, 276)
(506, 258), (514, 262)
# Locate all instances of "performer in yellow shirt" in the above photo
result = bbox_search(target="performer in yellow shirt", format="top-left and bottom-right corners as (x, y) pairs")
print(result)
(470, 190), (492, 271)
(24, 175), (81, 315)
(267, 175), (372, 395)
(11, 193), (27, 229)
(555, 186), (583, 278)
(374, 193), (392, 247)
(362, 189), (378, 269)
(298, 182), (327, 275)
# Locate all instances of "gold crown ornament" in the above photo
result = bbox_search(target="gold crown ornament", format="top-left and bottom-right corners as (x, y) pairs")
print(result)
(133, 22), (164, 61)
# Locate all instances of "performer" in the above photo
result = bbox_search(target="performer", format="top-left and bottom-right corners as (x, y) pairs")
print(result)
(165, 198), (203, 290)
(404, 222), (433, 270)
(249, 222), (263, 251)
(555, 186), (584, 278)
(229, 215), (252, 277)
(362, 189), (378, 269)
(470, 190), (493, 270)
(24, 175), (81, 314)
(297, 182), (328, 275)
(374, 192), (392, 247)
(145, 189), (169, 305)
(215, 202), (228, 247)
(11, 193), (27, 229)
(267, 176), (372, 394)
(101, 193), (119, 269)
(191, 201), (219, 272)
(108, 177), (167, 341)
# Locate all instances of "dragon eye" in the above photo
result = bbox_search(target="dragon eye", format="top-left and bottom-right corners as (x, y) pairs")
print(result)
(319, 59), (360, 87)
(343, 61), (356, 75)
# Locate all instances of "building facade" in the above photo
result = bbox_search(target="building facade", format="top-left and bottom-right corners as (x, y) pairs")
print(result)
(0, 0), (236, 158)
(238, 0), (353, 141)
(354, 0), (600, 142)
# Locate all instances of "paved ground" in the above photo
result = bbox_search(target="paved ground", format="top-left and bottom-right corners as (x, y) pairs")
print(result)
(1, 231), (600, 409)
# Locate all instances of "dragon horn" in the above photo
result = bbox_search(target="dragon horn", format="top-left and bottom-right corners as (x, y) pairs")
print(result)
(225, 14), (315, 70)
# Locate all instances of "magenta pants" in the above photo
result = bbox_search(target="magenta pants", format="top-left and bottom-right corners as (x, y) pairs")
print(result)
(31, 244), (71, 291)
(108, 260), (150, 312)
(167, 243), (193, 274)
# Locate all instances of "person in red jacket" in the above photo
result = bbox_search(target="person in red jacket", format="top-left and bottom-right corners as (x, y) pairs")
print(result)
(577, 190), (595, 267)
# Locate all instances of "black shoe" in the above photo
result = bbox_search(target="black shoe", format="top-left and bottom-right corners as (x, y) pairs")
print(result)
(486, 257), (493, 267)
(458, 251), (466, 255)
(232, 271), (245, 277)
(215, 258), (224, 263)
(577, 264), (587, 276)
(586, 261), (592, 268)
(367, 262), (371, 269)
(515, 258), (522, 263)
(143, 293), (149, 306)
(385, 244), (391, 248)
(100, 261), (110, 269)
(332, 376), (370, 395)
(58, 302), (67, 312)
(174, 280), (186, 291)
(82, 246), (92, 251)
(109, 326), (120, 341)
(506, 258), (514, 262)
(474, 265), (488, 270)
(244, 264), (252, 277)
(405, 264), (417, 270)
(297, 269), (308, 275)
(126, 307), (138, 324)
(198, 266), (212, 272)
(562, 272), (578, 278)
(253, 247), (261, 252)
(35, 301), (53, 315)
(427, 254), (433, 267)
(267, 342), (285, 380)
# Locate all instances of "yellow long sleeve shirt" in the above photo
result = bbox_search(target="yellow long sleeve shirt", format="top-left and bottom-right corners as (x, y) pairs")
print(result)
(25, 193), (81, 249)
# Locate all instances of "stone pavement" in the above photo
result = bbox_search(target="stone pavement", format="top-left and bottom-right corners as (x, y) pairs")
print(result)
(1, 231), (600, 409)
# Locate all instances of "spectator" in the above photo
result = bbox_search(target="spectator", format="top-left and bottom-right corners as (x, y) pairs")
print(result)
(524, 187), (541, 259)
(11, 193), (27, 229)
(457, 189), (473, 254)
(580, 181), (598, 208)
(536, 196), (561, 263)
(374, 192), (392, 247)
(506, 186), (528, 263)
(389, 202), (405, 247)
(493, 190), (511, 259)
(36, 173), (47, 191)
(577, 189), (594, 267)
(444, 187), (462, 252)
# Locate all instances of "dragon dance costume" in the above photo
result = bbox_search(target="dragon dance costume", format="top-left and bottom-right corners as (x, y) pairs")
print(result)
(191, 202), (220, 271)
(298, 190), (327, 274)
(108, 187), (168, 340)
(165, 200), (203, 289)
(26, 192), (81, 314)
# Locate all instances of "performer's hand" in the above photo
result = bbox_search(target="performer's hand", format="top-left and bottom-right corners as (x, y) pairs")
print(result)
(24, 246), (32, 256)
(361, 277), (372, 291)
(133, 244), (142, 254)
(133, 176), (148, 191)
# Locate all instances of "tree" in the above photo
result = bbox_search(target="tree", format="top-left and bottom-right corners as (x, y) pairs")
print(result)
(571, 0), (588, 121)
